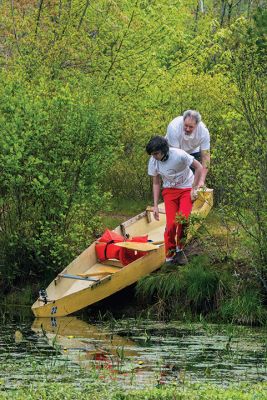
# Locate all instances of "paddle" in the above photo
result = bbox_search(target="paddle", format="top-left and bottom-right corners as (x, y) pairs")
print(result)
(77, 272), (114, 277)
(114, 241), (160, 252)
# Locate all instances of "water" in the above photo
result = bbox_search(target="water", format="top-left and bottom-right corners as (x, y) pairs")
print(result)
(0, 308), (266, 390)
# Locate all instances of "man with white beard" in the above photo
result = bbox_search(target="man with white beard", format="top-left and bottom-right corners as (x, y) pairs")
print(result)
(165, 110), (210, 187)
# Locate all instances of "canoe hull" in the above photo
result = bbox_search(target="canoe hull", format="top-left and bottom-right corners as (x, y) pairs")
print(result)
(32, 190), (213, 317)
(32, 245), (165, 317)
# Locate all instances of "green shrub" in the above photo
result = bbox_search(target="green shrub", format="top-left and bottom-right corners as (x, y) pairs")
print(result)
(0, 75), (117, 288)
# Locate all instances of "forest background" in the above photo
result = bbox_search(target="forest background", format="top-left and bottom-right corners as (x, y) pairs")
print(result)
(0, 0), (266, 322)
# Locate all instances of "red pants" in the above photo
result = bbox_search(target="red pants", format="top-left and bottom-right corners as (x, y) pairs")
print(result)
(162, 188), (192, 257)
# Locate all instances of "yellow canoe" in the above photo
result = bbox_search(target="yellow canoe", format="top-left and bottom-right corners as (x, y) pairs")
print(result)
(31, 189), (213, 317)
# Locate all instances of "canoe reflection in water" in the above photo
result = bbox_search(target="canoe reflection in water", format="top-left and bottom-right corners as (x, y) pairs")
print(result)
(31, 317), (202, 386)
(31, 316), (140, 374)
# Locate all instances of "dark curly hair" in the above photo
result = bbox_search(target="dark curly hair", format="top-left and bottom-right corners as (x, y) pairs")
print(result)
(145, 136), (169, 155)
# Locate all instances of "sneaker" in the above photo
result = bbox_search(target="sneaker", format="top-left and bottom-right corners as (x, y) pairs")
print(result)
(172, 251), (188, 266)
(165, 256), (175, 264)
(165, 249), (176, 264)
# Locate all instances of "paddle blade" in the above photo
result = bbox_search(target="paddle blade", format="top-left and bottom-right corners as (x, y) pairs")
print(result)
(114, 242), (159, 252)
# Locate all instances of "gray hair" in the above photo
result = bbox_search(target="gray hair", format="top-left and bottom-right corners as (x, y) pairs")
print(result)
(183, 110), (202, 124)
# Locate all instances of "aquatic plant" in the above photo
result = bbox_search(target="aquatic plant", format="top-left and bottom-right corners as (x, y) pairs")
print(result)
(116, 346), (126, 363)
(4, 285), (35, 306)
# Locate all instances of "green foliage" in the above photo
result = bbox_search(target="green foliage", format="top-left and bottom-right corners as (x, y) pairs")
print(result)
(0, 382), (266, 400)
(0, 0), (266, 301)
(0, 75), (117, 287)
(137, 256), (221, 316)
(220, 288), (267, 325)
(3, 285), (34, 306)
(209, 14), (267, 290)
(137, 253), (267, 325)
(182, 257), (220, 311)
(136, 269), (182, 301)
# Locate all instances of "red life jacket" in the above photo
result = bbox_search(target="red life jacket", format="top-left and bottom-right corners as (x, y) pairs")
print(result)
(95, 229), (148, 266)
(119, 235), (148, 266)
(95, 229), (124, 262)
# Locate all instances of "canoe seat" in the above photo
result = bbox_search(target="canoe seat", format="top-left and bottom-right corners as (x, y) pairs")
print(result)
(101, 259), (124, 268)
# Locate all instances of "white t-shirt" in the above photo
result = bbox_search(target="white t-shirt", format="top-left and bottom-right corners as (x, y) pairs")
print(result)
(166, 116), (210, 154)
(148, 148), (194, 189)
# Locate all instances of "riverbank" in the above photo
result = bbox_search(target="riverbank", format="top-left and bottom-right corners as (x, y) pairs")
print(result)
(1, 382), (266, 399)
(1, 203), (267, 326)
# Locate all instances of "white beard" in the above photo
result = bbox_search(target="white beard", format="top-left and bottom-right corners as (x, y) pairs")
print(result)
(183, 131), (196, 141)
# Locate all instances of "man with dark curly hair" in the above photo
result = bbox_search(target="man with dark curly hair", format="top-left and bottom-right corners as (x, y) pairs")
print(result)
(146, 136), (203, 265)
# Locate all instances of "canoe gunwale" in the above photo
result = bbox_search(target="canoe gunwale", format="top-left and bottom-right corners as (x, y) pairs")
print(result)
(120, 210), (151, 235)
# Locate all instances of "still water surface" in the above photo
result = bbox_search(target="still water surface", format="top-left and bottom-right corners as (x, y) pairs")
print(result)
(0, 307), (266, 390)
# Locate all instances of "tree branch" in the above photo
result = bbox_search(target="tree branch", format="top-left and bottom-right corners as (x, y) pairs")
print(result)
(78, 0), (90, 30)
(10, 0), (21, 55)
(103, 0), (138, 82)
(35, 0), (44, 38)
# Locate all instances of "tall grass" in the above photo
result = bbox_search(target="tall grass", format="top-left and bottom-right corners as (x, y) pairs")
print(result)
(137, 256), (221, 317)
(220, 288), (267, 325)
(136, 255), (267, 325)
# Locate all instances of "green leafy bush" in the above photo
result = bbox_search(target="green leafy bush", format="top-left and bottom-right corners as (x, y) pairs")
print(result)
(0, 76), (116, 288)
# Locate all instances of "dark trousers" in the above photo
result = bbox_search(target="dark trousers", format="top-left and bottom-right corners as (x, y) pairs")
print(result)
(190, 151), (201, 173)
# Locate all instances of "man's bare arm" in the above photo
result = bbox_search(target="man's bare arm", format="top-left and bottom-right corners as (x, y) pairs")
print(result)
(191, 159), (203, 201)
(199, 150), (210, 187)
(152, 175), (161, 221)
